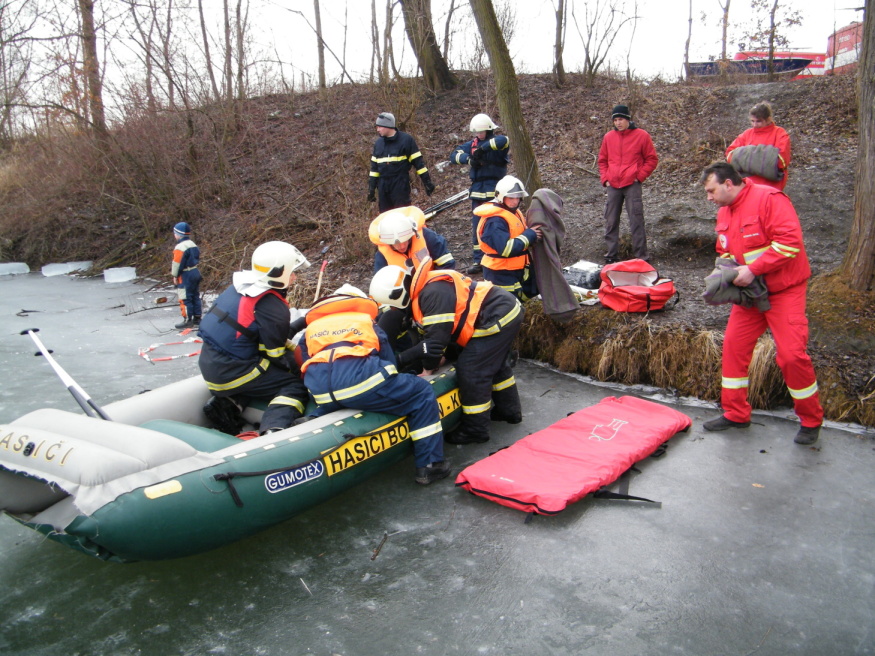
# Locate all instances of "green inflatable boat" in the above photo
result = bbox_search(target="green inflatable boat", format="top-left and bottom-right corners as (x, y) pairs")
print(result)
(0, 370), (461, 562)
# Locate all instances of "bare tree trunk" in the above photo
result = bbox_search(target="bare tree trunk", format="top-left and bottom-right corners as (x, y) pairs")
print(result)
(719, 0), (731, 61)
(683, 0), (692, 81)
(553, 0), (567, 87)
(766, 0), (778, 81)
(839, 0), (874, 291)
(443, 0), (457, 59)
(314, 0), (326, 88)
(223, 0), (232, 103)
(127, 0), (157, 113)
(198, 0), (220, 101)
(370, 0), (381, 83)
(625, 0), (638, 84)
(384, 0), (398, 80)
(400, 0), (457, 92)
(77, 0), (107, 142)
(468, 0), (542, 195)
(160, 0), (175, 109)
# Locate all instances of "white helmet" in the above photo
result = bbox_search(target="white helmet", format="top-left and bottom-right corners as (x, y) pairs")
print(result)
(378, 209), (417, 246)
(251, 241), (310, 290)
(369, 265), (412, 309)
(494, 175), (529, 203)
(470, 113), (498, 132)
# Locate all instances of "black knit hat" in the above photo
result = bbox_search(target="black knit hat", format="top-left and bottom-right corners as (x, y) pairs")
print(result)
(611, 104), (632, 120)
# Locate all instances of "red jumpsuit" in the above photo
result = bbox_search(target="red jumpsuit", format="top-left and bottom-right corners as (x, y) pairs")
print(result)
(725, 123), (791, 191)
(715, 180), (823, 428)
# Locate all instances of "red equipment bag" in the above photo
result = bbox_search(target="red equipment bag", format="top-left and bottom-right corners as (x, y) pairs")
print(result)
(598, 259), (678, 312)
(455, 396), (691, 516)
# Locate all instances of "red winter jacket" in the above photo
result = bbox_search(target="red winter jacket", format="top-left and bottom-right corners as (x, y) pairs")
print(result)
(598, 126), (658, 188)
(725, 123), (791, 190)
(715, 180), (810, 294)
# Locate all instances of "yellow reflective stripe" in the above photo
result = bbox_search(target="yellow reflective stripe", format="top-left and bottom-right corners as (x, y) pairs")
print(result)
(721, 376), (749, 389)
(473, 244), (482, 252)
(312, 365), (397, 404)
(492, 375), (515, 392)
(410, 421), (443, 441)
(261, 344), (286, 358)
(269, 396), (305, 413)
(370, 171), (380, 178)
(433, 253), (454, 266)
(494, 281), (522, 294)
(462, 400), (492, 415)
(205, 358), (271, 392)
(788, 381), (818, 400)
(472, 303), (521, 338)
(374, 155), (409, 163)
(470, 190), (496, 199)
(771, 241), (800, 258)
(452, 152), (466, 164)
(408, 151), (422, 161)
(421, 312), (455, 326)
(416, 166), (428, 175)
(487, 137), (500, 150)
(743, 247), (768, 264)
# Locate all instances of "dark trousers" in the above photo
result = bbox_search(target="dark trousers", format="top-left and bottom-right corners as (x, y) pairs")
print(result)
(455, 308), (524, 439)
(604, 181), (648, 260)
(378, 175), (412, 212)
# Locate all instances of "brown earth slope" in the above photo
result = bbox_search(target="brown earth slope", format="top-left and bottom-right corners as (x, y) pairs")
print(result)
(1, 73), (871, 425)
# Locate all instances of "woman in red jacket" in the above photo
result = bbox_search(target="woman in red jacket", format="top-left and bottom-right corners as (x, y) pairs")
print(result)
(725, 101), (791, 191)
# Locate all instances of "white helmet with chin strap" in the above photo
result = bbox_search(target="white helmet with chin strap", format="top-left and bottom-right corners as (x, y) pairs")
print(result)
(251, 241), (310, 290)
(369, 265), (412, 309)
(494, 175), (529, 203)
(470, 113), (498, 132)
(377, 209), (418, 246)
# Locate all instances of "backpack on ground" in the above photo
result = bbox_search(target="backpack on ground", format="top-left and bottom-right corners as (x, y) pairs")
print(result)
(598, 259), (678, 313)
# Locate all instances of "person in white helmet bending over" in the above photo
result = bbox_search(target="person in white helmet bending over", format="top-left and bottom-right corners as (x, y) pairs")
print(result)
(475, 175), (541, 300)
(368, 205), (455, 273)
(370, 257), (524, 446)
(198, 241), (311, 436)
(449, 113), (510, 275)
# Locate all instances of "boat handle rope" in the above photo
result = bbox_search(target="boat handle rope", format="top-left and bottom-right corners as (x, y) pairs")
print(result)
(213, 429), (374, 507)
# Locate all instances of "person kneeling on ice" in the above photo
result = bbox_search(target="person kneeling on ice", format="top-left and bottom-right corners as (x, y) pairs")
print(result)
(369, 205), (455, 272)
(298, 290), (450, 485)
(198, 241), (311, 436)
(370, 257), (523, 445)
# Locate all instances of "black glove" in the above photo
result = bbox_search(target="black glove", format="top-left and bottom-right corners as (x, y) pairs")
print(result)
(469, 147), (484, 168)
(422, 176), (435, 196)
(367, 189), (376, 202)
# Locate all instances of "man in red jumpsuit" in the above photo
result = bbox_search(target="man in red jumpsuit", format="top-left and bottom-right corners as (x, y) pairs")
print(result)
(725, 101), (791, 191)
(700, 162), (823, 445)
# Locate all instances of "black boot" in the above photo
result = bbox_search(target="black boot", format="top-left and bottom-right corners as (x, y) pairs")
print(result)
(203, 396), (245, 434)
(175, 317), (195, 329)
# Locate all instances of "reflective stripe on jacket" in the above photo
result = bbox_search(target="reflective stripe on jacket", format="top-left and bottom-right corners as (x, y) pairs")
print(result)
(301, 296), (381, 374)
(475, 204), (529, 271)
(411, 270), (491, 347)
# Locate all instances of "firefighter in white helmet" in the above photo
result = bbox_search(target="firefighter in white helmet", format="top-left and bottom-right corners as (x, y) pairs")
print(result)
(369, 257), (524, 445)
(198, 241), (311, 436)
(448, 113), (510, 274)
(474, 175), (541, 300)
(367, 206), (455, 272)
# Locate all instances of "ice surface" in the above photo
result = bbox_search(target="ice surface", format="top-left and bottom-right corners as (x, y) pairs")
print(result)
(0, 262), (29, 275)
(103, 267), (137, 283)
(41, 261), (93, 277)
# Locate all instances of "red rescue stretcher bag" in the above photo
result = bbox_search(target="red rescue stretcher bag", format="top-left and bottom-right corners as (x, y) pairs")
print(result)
(455, 396), (691, 516)
(598, 259), (678, 312)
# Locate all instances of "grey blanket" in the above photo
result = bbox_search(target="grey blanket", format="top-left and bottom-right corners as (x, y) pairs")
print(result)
(527, 189), (578, 323)
(730, 144), (784, 182)
(702, 257), (770, 311)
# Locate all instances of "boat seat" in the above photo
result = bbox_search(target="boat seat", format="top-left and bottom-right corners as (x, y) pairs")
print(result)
(139, 420), (241, 452)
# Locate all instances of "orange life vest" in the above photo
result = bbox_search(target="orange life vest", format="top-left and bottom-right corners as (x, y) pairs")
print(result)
(301, 295), (381, 374)
(368, 207), (430, 269)
(411, 268), (492, 347)
(474, 204), (529, 271)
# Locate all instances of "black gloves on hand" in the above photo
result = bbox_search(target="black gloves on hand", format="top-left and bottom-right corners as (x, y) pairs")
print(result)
(367, 189), (376, 202)
(423, 177), (436, 196)
(469, 147), (484, 168)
